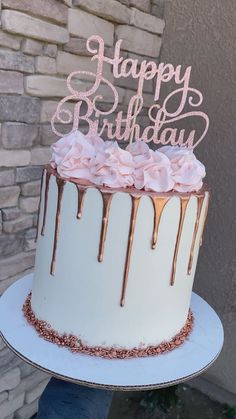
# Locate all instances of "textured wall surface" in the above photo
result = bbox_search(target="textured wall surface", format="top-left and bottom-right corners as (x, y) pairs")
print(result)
(0, 1), (165, 417)
(161, 0), (236, 396)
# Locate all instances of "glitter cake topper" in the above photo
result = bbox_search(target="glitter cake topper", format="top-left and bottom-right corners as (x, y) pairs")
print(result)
(51, 35), (209, 149)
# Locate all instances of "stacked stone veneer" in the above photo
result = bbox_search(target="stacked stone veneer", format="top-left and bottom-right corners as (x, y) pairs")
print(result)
(0, 1), (165, 417)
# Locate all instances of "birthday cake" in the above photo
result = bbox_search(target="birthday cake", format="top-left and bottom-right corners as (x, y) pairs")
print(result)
(23, 36), (210, 359)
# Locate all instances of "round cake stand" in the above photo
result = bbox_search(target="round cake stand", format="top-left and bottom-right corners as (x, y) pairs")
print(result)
(0, 274), (224, 391)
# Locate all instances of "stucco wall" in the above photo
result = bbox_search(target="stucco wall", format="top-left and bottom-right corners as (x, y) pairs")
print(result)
(160, 0), (236, 396)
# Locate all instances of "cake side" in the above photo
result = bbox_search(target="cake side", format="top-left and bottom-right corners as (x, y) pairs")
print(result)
(29, 166), (209, 351)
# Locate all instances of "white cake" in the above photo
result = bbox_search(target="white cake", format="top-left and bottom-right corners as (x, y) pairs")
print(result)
(24, 157), (209, 358)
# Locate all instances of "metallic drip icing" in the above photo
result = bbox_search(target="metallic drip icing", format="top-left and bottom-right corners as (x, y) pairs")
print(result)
(187, 195), (205, 275)
(41, 171), (51, 236)
(98, 192), (114, 262)
(50, 178), (65, 276)
(151, 197), (170, 249)
(76, 185), (87, 219)
(120, 195), (141, 307)
(199, 193), (209, 247)
(170, 196), (190, 286)
(35, 169), (45, 242)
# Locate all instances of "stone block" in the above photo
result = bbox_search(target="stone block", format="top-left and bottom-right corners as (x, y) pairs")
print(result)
(0, 186), (20, 208)
(0, 29), (21, 50)
(15, 399), (38, 419)
(19, 196), (39, 213)
(0, 251), (35, 280)
(16, 166), (43, 183)
(19, 362), (36, 378)
(0, 367), (20, 392)
(0, 69), (23, 94)
(21, 180), (41, 197)
(25, 74), (89, 97)
(30, 147), (52, 165)
(1, 11), (69, 44)
(2, 123), (39, 149)
(40, 124), (69, 145)
(0, 150), (31, 167)
(22, 38), (43, 56)
(0, 353), (22, 375)
(40, 100), (74, 122)
(2, 207), (20, 221)
(129, 0), (150, 12)
(115, 74), (153, 93)
(57, 51), (113, 82)
(0, 95), (40, 123)
(116, 25), (161, 57)
(44, 44), (57, 58)
(0, 169), (15, 187)
(73, 0), (130, 24)
(25, 378), (49, 404)
(63, 37), (92, 56)
(130, 7), (165, 34)
(124, 89), (154, 107)
(0, 348), (15, 368)
(9, 370), (49, 401)
(0, 338), (5, 350)
(3, 215), (34, 233)
(24, 227), (37, 239)
(24, 238), (37, 252)
(2, 0), (68, 24)
(0, 390), (8, 403)
(68, 8), (114, 46)
(0, 50), (34, 73)
(36, 56), (56, 74)
(0, 234), (24, 257)
(1, 393), (24, 419)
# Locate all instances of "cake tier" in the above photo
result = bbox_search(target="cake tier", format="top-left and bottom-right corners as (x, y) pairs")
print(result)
(30, 166), (209, 353)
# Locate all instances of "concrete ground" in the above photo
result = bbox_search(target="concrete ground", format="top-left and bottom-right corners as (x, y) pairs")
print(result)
(108, 385), (236, 419)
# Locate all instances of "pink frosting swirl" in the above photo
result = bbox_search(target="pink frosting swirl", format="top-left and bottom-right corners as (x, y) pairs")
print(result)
(128, 141), (174, 192)
(90, 141), (135, 188)
(50, 130), (102, 180)
(158, 145), (206, 192)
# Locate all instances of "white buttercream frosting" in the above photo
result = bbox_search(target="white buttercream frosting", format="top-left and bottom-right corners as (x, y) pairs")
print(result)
(51, 131), (206, 192)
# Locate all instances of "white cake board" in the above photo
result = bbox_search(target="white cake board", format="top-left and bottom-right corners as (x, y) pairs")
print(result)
(0, 274), (224, 391)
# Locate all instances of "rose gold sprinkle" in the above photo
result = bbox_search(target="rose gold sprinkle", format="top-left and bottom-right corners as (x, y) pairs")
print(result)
(23, 293), (194, 360)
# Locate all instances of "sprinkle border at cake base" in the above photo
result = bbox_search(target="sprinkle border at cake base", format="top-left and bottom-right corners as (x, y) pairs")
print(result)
(23, 292), (194, 359)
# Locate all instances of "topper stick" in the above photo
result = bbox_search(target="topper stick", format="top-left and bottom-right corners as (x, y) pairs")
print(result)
(129, 96), (142, 146)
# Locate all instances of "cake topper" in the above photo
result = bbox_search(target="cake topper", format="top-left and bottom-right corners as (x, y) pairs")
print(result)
(51, 35), (209, 149)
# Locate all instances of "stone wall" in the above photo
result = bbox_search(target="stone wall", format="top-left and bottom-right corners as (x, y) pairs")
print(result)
(0, 1), (165, 417)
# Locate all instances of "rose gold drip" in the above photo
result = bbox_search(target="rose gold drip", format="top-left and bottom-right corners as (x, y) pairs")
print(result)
(35, 169), (45, 242)
(199, 193), (209, 246)
(50, 178), (65, 276)
(41, 171), (51, 236)
(120, 195), (141, 307)
(98, 192), (114, 262)
(170, 196), (190, 286)
(151, 197), (170, 249)
(76, 185), (87, 219)
(187, 195), (205, 275)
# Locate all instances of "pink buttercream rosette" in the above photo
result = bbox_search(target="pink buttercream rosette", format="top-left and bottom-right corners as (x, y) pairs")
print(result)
(90, 141), (135, 188)
(127, 141), (174, 192)
(158, 145), (206, 192)
(50, 131), (206, 193)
